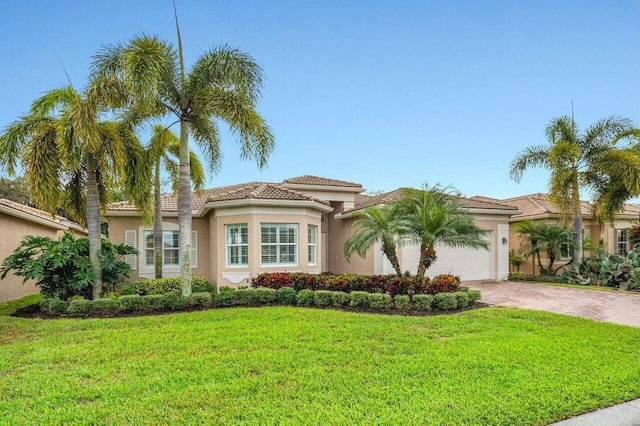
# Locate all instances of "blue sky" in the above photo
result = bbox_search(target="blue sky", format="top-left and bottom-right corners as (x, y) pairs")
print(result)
(0, 0), (637, 199)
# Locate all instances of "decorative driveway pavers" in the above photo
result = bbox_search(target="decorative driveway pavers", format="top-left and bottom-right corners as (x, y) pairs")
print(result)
(465, 281), (640, 328)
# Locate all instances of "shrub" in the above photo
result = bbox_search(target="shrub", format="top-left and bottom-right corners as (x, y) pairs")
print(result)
(127, 276), (213, 296)
(39, 298), (53, 313)
(251, 272), (294, 289)
(119, 294), (144, 312)
(119, 286), (137, 295)
(632, 268), (640, 290)
(348, 291), (369, 307)
(234, 289), (255, 305)
(253, 287), (277, 304)
(166, 293), (188, 311)
(394, 295), (411, 311)
(218, 286), (235, 293)
(428, 274), (460, 294)
(142, 294), (168, 311)
(214, 290), (235, 307)
(89, 298), (120, 315)
(368, 293), (392, 310)
(0, 233), (136, 300)
(508, 271), (525, 280)
(68, 299), (91, 316)
(188, 292), (212, 308)
(467, 290), (481, 304)
(296, 289), (315, 306)
(459, 286), (469, 292)
(276, 287), (297, 305)
(331, 291), (350, 307)
(455, 291), (470, 308)
(412, 294), (433, 311)
(314, 290), (333, 307)
(433, 293), (458, 311)
(43, 299), (68, 315)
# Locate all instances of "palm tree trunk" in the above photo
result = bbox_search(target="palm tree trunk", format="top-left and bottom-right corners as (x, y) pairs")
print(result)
(382, 243), (402, 276)
(417, 245), (437, 278)
(178, 119), (192, 296)
(571, 184), (583, 265)
(153, 161), (163, 279)
(86, 155), (102, 299)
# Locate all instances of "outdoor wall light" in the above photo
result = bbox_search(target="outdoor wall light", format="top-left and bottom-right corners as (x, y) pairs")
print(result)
(502, 237), (508, 244)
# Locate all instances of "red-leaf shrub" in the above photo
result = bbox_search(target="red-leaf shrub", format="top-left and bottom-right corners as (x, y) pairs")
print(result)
(426, 274), (460, 294)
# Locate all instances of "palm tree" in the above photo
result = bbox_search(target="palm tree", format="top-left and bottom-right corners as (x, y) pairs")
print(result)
(0, 86), (150, 299)
(515, 220), (573, 274)
(344, 206), (403, 276)
(510, 116), (639, 266)
(147, 125), (205, 278)
(395, 187), (489, 278)
(92, 13), (274, 296)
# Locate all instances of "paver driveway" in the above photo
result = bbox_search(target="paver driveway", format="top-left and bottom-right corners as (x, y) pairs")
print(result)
(465, 281), (640, 328)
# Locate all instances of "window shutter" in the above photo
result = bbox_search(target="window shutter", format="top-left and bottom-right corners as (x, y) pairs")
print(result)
(125, 230), (137, 270)
(191, 231), (198, 268)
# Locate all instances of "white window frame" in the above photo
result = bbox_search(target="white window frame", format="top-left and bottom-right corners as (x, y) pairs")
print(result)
(308, 224), (317, 265)
(139, 224), (198, 276)
(559, 242), (571, 260)
(226, 223), (249, 267)
(260, 223), (298, 266)
(617, 229), (628, 256)
(144, 230), (180, 267)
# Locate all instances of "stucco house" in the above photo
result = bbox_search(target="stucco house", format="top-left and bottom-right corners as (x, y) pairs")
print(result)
(105, 175), (519, 288)
(473, 193), (640, 275)
(0, 199), (86, 302)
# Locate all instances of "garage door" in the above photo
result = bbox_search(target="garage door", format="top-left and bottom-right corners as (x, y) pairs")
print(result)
(400, 231), (493, 281)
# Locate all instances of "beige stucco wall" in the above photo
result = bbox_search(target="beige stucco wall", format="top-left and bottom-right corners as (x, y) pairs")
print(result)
(326, 201), (376, 275)
(0, 213), (57, 302)
(106, 215), (210, 281)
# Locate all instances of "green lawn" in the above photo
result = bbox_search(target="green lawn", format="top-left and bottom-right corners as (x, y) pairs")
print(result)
(0, 303), (638, 425)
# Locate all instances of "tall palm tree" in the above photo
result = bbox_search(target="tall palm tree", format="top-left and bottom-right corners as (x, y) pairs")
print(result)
(515, 220), (573, 275)
(396, 187), (489, 277)
(0, 86), (150, 299)
(510, 116), (639, 266)
(147, 125), (205, 278)
(344, 205), (403, 276)
(92, 14), (274, 296)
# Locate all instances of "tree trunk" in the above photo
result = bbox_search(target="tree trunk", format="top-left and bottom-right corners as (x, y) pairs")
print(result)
(153, 161), (163, 279)
(417, 244), (437, 278)
(382, 243), (402, 276)
(178, 119), (192, 296)
(86, 155), (103, 299)
(571, 184), (583, 265)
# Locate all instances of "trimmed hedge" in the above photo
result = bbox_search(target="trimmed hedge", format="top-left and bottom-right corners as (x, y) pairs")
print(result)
(234, 289), (255, 306)
(276, 287), (297, 305)
(253, 287), (276, 304)
(455, 291), (470, 309)
(348, 291), (369, 307)
(331, 291), (350, 307)
(214, 290), (235, 307)
(188, 292), (212, 308)
(89, 298), (120, 315)
(68, 299), (91, 315)
(142, 294), (169, 311)
(314, 290), (333, 307)
(119, 295), (144, 312)
(434, 293), (458, 311)
(122, 276), (214, 296)
(252, 272), (460, 295)
(296, 289), (314, 306)
(413, 294), (433, 311)
(468, 290), (481, 304)
(394, 295), (411, 311)
(368, 293), (392, 310)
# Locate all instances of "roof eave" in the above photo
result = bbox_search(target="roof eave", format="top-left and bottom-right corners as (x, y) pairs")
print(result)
(0, 205), (68, 230)
(202, 198), (334, 213)
(280, 183), (365, 193)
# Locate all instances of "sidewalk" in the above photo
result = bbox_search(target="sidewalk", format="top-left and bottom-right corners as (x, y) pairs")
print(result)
(549, 398), (640, 425)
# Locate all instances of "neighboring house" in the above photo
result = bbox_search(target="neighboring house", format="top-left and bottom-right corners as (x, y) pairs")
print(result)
(474, 193), (640, 275)
(105, 176), (519, 287)
(0, 199), (86, 302)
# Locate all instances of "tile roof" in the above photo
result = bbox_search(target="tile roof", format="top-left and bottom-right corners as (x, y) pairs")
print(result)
(282, 175), (363, 188)
(107, 182), (329, 213)
(346, 188), (517, 213)
(0, 198), (83, 230)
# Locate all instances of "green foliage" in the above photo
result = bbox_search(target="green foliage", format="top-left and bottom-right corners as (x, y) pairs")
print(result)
(393, 295), (411, 311)
(433, 293), (457, 311)
(125, 276), (213, 296)
(631, 268), (640, 290)
(1, 233), (135, 300)
(187, 292), (212, 308)
(218, 286), (235, 293)
(508, 271), (525, 280)
(89, 298), (120, 315)
(467, 290), (482, 304)
(348, 291), (369, 307)
(275, 287), (297, 305)
(214, 290), (235, 307)
(412, 294), (433, 311)
(628, 225), (640, 246)
(455, 291), (470, 308)
(331, 291), (350, 307)
(40, 298), (68, 315)
(166, 293), (188, 311)
(142, 294), (169, 311)
(296, 289), (315, 306)
(509, 252), (526, 271)
(313, 290), (333, 307)
(67, 299), (91, 316)
(119, 295), (144, 312)
(367, 293), (392, 310)
(566, 248), (640, 288)
(233, 289), (255, 305)
(253, 287), (276, 304)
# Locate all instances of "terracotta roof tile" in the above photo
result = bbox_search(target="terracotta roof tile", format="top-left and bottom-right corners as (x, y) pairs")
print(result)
(282, 175), (363, 188)
(498, 193), (591, 219)
(0, 198), (83, 229)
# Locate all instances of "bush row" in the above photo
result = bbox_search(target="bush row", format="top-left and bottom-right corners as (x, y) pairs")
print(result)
(251, 272), (461, 296)
(120, 276), (215, 296)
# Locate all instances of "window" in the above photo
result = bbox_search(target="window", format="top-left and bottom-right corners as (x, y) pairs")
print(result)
(226, 224), (248, 266)
(261, 224), (298, 265)
(308, 225), (317, 265)
(143, 230), (180, 266)
(617, 229), (628, 255)
(559, 243), (571, 259)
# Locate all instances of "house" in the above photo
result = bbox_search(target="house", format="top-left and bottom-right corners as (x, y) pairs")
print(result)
(0, 199), (86, 302)
(104, 175), (519, 288)
(475, 193), (640, 275)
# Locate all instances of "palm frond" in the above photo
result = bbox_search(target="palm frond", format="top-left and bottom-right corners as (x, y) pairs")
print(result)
(509, 145), (549, 182)
(189, 114), (222, 173)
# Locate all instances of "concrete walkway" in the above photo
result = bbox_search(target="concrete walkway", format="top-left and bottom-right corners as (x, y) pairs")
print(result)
(465, 281), (640, 327)
(549, 398), (640, 425)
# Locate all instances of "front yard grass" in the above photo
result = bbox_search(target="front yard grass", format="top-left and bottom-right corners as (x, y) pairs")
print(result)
(0, 304), (638, 425)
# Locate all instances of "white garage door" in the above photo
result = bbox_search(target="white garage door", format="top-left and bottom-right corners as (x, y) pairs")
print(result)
(400, 231), (493, 281)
